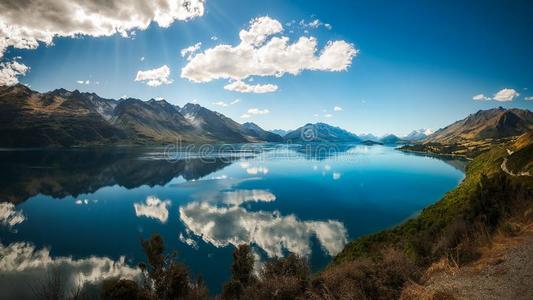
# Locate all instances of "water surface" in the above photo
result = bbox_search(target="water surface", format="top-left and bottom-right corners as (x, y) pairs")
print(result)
(0, 144), (465, 296)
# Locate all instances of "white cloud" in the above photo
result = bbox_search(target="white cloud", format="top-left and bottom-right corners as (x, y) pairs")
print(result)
(140, 56), (145, 61)
(324, 113), (333, 118)
(180, 42), (202, 60)
(0, 0), (205, 58)
(210, 36), (218, 41)
(133, 196), (170, 223)
(76, 80), (91, 85)
(333, 106), (343, 111)
(239, 16), (283, 47)
(241, 107), (270, 118)
(213, 101), (228, 107)
(332, 172), (341, 180)
(525, 96), (533, 101)
(0, 202), (25, 228)
(181, 16), (358, 88)
(493, 88), (519, 101)
(0, 59), (29, 86)
(224, 80), (278, 93)
(473, 93), (490, 101)
(135, 65), (173, 87)
(212, 98), (240, 107)
(250, 108), (269, 114)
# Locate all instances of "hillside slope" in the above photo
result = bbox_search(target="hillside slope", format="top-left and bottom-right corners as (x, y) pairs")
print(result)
(425, 107), (533, 144)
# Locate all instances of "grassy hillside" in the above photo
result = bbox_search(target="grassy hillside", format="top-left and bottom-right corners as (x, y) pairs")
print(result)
(335, 140), (532, 266)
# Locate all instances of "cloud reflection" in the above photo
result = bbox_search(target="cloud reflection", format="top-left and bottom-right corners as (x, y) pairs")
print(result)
(0, 202), (25, 228)
(133, 196), (170, 223)
(179, 189), (347, 258)
(0, 242), (139, 299)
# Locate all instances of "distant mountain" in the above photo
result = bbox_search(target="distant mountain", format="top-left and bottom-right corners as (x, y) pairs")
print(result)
(242, 122), (284, 142)
(425, 107), (533, 144)
(284, 123), (361, 143)
(403, 129), (434, 141)
(358, 133), (380, 142)
(271, 129), (289, 137)
(0, 84), (281, 147)
(379, 134), (405, 145)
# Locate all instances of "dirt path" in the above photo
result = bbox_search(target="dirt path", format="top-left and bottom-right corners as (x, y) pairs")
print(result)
(419, 231), (533, 299)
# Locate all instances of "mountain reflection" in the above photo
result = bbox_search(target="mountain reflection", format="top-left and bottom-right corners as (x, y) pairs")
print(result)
(179, 189), (348, 258)
(0, 149), (235, 204)
(0, 145), (363, 205)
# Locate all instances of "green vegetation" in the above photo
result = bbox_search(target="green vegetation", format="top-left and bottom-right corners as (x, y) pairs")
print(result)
(506, 143), (533, 174)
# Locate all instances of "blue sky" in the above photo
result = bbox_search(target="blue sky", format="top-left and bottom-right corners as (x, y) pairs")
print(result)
(2, 0), (532, 135)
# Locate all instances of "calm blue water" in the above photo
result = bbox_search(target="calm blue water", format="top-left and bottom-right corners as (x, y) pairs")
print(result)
(0, 144), (465, 296)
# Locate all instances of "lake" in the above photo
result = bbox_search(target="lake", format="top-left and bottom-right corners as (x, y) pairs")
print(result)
(0, 144), (465, 297)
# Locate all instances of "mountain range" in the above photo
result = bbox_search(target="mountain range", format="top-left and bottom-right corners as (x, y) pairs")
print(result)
(1, 85), (532, 148)
(0, 84), (282, 147)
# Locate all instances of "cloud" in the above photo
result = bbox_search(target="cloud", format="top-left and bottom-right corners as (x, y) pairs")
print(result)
(135, 65), (173, 87)
(241, 108), (270, 118)
(0, 202), (25, 228)
(140, 56), (145, 61)
(473, 93), (490, 101)
(210, 36), (218, 41)
(333, 106), (343, 111)
(76, 80), (91, 85)
(0, 0), (205, 58)
(0, 59), (29, 86)
(493, 88), (519, 101)
(239, 16), (283, 47)
(301, 19), (331, 30)
(525, 96), (533, 101)
(0, 241), (139, 299)
(180, 42), (202, 60)
(248, 108), (270, 115)
(212, 99), (240, 107)
(181, 16), (358, 89)
(133, 196), (170, 223)
(224, 80), (278, 93)
(324, 113), (333, 118)
(178, 190), (348, 257)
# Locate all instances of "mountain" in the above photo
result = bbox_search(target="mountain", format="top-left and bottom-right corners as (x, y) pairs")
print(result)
(284, 123), (361, 143)
(180, 103), (282, 143)
(49, 88), (118, 120)
(379, 134), (405, 145)
(358, 133), (380, 142)
(425, 107), (533, 144)
(0, 84), (281, 147)
(111, 98), (208, 144)
(242, 122), (284, 142)
(270, 129), (289, 137)
(403, 128), (434, 141)
(0, 84), (125, 147)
